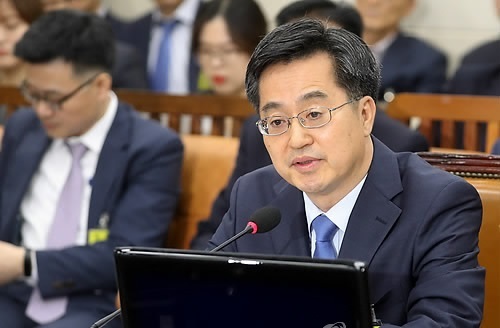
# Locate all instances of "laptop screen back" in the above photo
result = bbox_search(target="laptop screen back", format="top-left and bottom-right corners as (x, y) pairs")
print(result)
(115, 247), (373, 328)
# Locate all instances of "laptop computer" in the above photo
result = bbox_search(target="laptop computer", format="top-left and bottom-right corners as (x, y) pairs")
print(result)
(115, 247), (373, 328)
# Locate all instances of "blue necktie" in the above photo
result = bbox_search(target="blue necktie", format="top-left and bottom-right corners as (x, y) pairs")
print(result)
(312, 214), (339, 259)
(151, 20), (177, 92)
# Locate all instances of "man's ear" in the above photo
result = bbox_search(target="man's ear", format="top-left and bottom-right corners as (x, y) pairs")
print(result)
(358, 96), (377, 137)
(94, 72), (112, 98)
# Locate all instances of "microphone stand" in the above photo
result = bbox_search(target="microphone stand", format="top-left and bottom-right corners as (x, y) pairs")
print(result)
(210, 225), (253, 252)
(90, 308), (121, 328)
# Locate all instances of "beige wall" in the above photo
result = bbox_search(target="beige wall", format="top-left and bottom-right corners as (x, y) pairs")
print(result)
(104, 0), (500, 74)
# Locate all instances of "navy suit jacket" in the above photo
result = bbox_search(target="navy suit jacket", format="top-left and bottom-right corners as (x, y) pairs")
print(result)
(114, 12), (200, 92)
(209, 138), (484, 327)
(190, 111), (429, 249)
(0, 102), (183, 315)
(112, 41), (149, 90)
(379, 33), (447, 100)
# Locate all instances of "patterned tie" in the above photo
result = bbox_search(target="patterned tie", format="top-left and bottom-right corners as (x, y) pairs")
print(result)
(25, 142), (87, 324)
(312, 214), (339, 259)
(150, 20), (178, 92)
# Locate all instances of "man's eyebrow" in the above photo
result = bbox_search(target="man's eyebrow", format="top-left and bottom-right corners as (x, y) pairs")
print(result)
(259, 91), (329, 114)
(298, 90), (328, 103)
(260, 101), (283, 114)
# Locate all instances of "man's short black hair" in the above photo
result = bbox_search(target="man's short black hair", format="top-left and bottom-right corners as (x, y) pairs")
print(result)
(245, 19), (380, 111)
(15, 9), (115, 75)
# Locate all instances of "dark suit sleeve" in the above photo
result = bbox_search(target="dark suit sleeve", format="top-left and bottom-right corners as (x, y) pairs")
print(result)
(383, 180), (484, 327)
(35, 124), (183, 297)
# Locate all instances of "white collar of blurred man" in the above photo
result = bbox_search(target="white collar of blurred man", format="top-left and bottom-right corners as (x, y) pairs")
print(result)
(152, 0), (199, 24)
(356, 0), (415, 45)
(41, 0), (103, 15)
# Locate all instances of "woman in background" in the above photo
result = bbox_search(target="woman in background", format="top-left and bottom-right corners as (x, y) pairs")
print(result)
(0, 0), (43, 86)
(190, 0), (267, 135)
(0, 0), (43, 130)
(192, 0), (267, 96)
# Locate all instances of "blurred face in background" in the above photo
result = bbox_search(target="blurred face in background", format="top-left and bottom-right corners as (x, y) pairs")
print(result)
(0, 0), (29, 72)
(356, 0), (414, 41)
(155, 0), (183, 17)
(496, 0), (500, 17)
(197, 16), (251, 96)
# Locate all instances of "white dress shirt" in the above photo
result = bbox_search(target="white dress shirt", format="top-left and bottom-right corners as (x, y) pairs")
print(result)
(20, 92), (118, 252)
(304, 175), (367, 257)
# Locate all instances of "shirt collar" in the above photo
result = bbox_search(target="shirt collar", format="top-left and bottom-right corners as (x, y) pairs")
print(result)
(64, 91), (118, 154)
(152, 0), (200, 25)
(369, 32), (398, 62)
(304, 175), (367, 237)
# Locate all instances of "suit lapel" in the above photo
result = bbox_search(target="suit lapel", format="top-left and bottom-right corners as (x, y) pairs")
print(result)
(1, 123), (50, 240)
(339, 138), (403, 266)
(87, 103), (131, 228)
(267, 179), (310, 257)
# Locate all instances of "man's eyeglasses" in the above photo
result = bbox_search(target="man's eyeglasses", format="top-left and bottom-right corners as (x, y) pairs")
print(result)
(20, 73), (100, 112)
(256, 99), (357, 136)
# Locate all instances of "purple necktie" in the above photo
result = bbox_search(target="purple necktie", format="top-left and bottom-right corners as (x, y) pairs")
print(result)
(25, 142), (87, 324)
(312, 214), (339, 259)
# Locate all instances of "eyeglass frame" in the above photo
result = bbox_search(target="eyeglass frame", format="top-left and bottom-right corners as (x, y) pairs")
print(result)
(20, 72), (101, 112)
(255, 99), (359, 136)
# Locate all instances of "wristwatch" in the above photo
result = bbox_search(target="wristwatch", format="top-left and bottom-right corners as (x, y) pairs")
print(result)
(24, 248), (32, 277)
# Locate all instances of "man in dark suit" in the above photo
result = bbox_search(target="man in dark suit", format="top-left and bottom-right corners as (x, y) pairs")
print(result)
(209, 19), (484, 327)
(0, 10), (183, 328)
(191, 1), (429, 249)
(113, 0), (202, 93)
(446, 0), (500, 97)
(356, 0), (447, 102)
(41, 0), (149, 90)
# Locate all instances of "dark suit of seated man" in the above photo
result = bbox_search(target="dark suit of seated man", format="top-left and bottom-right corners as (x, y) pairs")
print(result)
(0, 10), (183, 328)
(209, 19), (484, 327)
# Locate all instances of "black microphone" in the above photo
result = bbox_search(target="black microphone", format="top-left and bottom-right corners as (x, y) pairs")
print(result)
(210, 206), (281, 253)
(90, 206), (281, 328)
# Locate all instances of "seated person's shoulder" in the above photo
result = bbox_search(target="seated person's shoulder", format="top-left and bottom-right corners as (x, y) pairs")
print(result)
(395, 33), (446, 59)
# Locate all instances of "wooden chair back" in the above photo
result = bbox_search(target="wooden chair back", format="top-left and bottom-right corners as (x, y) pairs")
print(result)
(418, 152), (500, 328)
(166, 135), (238, 249)
(386, 93), (500, 152)
(0, 86), (255, 137)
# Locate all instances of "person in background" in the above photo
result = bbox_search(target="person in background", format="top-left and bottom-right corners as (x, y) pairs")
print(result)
(190, 0), (429, 250)
(0, 0), (43, 130)
(192, 0), (267, 97)
(446, 0), (500, 97)
(0, 10), (183, 328)
(355, 0), (447, 103)
(447, 0), (500, 152)
(41, 0), (149, 90)
(0, 0), (43, 87)
(115, 0), (202, 94)
(189, 0), (267, 135)
(210, 18), (484, 327)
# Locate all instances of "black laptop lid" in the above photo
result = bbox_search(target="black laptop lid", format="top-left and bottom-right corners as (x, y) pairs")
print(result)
(115, 247), (373, 328)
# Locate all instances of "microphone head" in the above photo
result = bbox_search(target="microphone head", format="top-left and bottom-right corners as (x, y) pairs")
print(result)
(247, 206), (281, 234)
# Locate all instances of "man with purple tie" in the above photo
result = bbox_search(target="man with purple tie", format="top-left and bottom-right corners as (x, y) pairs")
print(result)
(0, 10), (183, 328)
